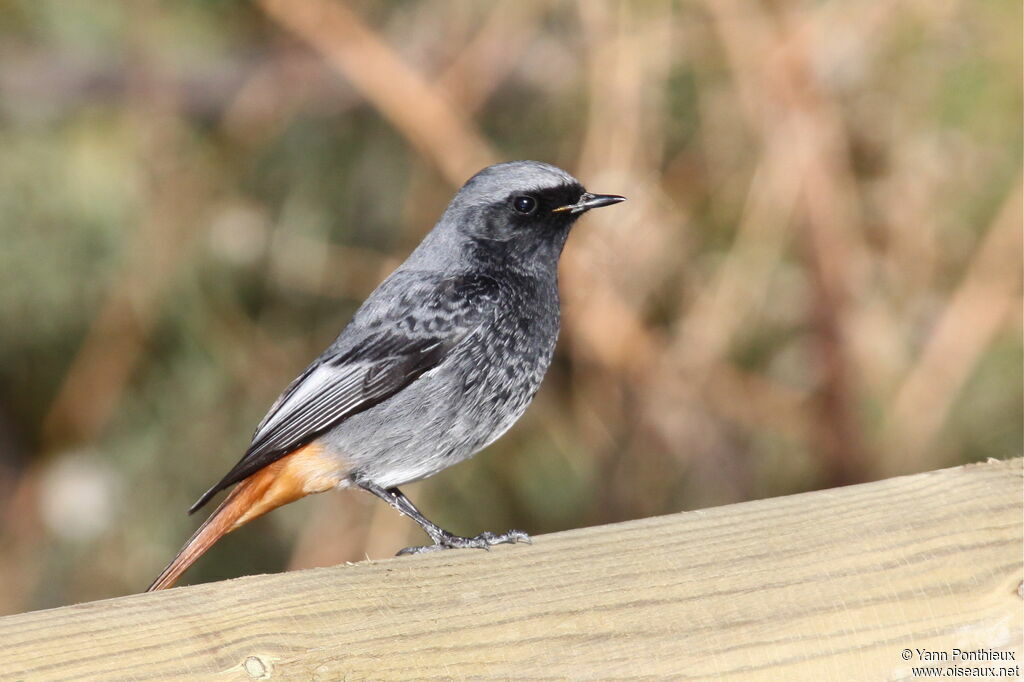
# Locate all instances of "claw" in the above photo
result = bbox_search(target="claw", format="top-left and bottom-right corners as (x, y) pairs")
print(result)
(395, 528), (531, 556)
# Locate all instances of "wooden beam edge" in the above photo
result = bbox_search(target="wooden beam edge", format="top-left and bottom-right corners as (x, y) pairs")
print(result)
(1, 457), (1020, 681)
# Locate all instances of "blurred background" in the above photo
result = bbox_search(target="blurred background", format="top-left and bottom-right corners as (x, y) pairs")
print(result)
(0, 0), (1019, 615)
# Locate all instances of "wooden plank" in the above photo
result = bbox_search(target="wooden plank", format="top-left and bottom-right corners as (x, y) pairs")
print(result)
(2, 458), (1021, 681)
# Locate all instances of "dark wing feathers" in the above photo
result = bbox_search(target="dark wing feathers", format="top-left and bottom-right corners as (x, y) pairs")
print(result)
(248, 361), (320, 440)
(188, 273), (499, 514)
(245, 335), (450, 464)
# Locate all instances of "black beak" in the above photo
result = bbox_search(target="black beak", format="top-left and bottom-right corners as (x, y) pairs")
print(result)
(553, 192), (627, 214)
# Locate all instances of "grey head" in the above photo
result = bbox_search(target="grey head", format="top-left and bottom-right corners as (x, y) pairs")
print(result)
(403, 161), (625, 275)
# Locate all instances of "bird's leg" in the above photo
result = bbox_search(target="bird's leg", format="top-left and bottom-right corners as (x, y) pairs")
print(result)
(355, 480), (530, 555)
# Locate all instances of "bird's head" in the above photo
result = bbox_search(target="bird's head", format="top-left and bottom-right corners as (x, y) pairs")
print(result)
(425, 161), (625, 272)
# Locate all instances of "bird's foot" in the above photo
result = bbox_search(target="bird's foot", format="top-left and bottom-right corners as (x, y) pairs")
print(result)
(397, 529), (531, 556)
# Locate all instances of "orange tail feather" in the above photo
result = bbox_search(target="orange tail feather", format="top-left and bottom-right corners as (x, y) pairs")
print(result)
(146, 443), (340, 591)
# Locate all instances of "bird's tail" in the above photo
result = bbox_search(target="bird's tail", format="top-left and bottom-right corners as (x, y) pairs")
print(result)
(146, 443), (340, 592)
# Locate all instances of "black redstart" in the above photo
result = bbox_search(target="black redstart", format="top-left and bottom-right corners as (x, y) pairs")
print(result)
(147, 161), (625, 590)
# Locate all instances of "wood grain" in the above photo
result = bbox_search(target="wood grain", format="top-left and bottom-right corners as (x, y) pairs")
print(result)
(2, 459), (1021, 681)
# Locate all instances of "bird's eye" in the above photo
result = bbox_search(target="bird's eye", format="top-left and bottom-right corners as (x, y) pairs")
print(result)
(512, 195), (537, 214)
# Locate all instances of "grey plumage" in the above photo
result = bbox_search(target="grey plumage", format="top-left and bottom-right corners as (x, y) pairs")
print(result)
(190, 160), (625, 554)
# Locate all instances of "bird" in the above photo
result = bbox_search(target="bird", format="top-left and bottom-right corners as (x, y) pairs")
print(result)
(146, 160), (625, 591)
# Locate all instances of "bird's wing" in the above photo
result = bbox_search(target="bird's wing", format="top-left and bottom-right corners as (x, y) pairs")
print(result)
(189, 272), (501, 513)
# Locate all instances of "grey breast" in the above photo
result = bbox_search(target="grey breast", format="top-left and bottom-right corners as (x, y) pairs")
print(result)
(328, 272), (560, 489)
